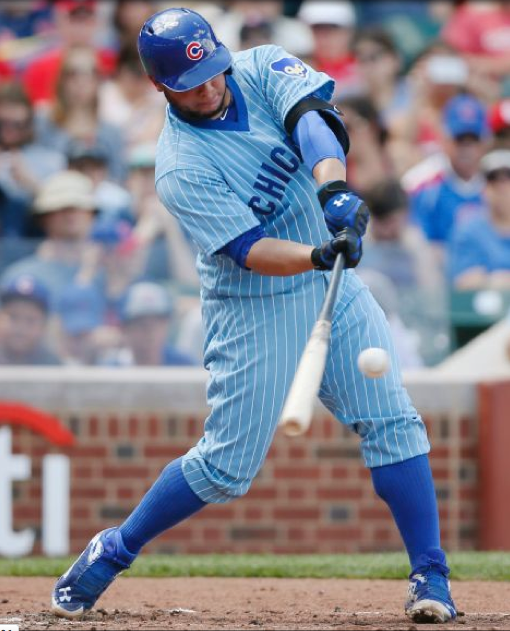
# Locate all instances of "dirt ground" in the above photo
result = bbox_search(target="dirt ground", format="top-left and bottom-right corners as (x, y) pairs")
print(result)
(0, 577), (509, 631)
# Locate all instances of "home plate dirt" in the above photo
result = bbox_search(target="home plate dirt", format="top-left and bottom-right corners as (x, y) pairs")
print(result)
(1, 577), (509, 630)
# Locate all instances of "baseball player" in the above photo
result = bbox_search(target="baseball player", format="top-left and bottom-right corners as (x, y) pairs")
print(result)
(51, 8), (456, 624)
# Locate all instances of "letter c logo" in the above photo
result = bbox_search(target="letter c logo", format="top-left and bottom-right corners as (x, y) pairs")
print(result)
(186, 41), (204, 61)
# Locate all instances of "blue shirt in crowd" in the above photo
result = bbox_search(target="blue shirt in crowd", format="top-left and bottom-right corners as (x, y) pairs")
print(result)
(409, 171), (486, 243)
(449, 215), (510, 282)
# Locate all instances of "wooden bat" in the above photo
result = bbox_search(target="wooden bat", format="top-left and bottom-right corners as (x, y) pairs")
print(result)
(279, 254), (345, 437)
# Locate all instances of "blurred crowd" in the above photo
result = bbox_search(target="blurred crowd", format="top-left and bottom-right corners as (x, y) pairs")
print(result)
(1, 0), (510, 368)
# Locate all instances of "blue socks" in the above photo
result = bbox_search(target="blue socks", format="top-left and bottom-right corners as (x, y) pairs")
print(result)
(370, 454), (449, 573)
(117, 452), (448, 573)
(119, 458), (205, 555)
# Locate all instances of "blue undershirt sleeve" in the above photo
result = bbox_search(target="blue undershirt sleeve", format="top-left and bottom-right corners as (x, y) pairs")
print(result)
(216, 224), (268, 269)
(292, 110), (346, 173)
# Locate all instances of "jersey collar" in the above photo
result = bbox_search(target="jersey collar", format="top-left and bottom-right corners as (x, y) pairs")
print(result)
(169, 75), (249, 132)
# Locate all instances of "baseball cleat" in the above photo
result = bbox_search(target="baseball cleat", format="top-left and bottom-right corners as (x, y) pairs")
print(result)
(405, 564), (457, 624)
(51, 527), (136, 619)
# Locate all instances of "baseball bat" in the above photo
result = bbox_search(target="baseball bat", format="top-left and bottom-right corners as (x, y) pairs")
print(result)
(279, 253), (345, 437)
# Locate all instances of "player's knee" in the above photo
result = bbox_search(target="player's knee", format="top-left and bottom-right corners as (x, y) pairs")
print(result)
(182, 454), (256, 503)
(359, 414), (430, 468)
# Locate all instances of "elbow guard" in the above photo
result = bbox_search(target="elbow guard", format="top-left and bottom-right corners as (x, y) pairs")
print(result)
(285, 96), (350, 156)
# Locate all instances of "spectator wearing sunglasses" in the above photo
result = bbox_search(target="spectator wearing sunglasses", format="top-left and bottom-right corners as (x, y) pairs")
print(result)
(0, 81), (66, 242)
(449, 149), (510, 289)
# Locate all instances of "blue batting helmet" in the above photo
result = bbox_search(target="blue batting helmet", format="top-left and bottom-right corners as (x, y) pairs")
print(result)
(137, 8), (232, 92)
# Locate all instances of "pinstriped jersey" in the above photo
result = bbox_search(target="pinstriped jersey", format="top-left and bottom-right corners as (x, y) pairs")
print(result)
(155, 45), (335, 298)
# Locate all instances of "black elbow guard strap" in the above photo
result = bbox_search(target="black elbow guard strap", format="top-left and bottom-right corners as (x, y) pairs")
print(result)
(284, 97), (350, 156)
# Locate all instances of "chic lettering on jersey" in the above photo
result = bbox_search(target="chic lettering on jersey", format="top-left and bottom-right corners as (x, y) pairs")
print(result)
(249, 147), (300, 215)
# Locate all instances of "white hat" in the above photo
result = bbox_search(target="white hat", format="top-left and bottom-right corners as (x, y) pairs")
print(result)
(480, 150), (510, 176)
(122, 282), (173, 322)
(34, 170), (95, 214)
(298, 1), (356, 28)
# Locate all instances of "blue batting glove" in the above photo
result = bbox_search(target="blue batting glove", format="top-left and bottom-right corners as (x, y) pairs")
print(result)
(317, 180), (369, 237)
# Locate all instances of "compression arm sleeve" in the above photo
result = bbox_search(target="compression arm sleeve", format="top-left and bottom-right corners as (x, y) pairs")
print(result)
(292, 110), (347, 173)
(216, 224), (268, 269)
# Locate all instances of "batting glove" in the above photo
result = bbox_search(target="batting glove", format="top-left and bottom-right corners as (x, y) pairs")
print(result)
(317, 180), (370, 237)
(311, 227), (363, 270)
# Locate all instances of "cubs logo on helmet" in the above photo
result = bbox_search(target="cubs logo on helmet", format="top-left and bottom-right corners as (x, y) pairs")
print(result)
(270, 57), (309, 79)
(186, 41), (204, 61)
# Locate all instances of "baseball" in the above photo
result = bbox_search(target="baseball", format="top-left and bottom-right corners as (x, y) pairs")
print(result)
(357, 347), (390, 378)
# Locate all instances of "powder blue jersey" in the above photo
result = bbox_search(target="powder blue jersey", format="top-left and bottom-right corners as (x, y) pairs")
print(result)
(154, 45), (429, 503)
(155, 45), (333, 297)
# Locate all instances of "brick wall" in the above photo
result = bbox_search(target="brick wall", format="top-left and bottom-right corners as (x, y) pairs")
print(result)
(9, 405), (479, 556)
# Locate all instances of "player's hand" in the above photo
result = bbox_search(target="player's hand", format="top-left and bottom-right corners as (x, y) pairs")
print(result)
(311, 227), (362, 270)
(317, 180), (369, 236)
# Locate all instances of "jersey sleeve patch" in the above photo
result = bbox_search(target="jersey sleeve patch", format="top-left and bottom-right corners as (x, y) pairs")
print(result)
(270, 57), (309, 79)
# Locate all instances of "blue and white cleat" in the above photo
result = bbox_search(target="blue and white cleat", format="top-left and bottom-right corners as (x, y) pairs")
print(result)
(405, 556), (457, 624)
(51, 527), (136, 619)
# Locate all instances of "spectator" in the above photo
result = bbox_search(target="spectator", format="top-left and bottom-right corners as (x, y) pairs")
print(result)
(109, 1), (159, 53)
(67, 142), (132, 223)
(0, 1), (54, 77)
(55, 280), (121, 365)
(353, 28), (412, 132)
(488, 98), (510, 150)
(406, 93), (490, 256)
(98, 44), (165, 151)
(103, 282), (198, 367)
(360, 178), (443, 292)
(22, 0), (116, 107)
(334, 94), (394, 195)
(393, 41), (469, 162)
(442, 1), (510, 80)
(34, 45), (127, 182)
(449, 149), (510, 289)
(216, 1), (313, 58)
(356, 269), (424, 369)
(0, 81), (66, 238)
(0, 169), (98, 305)
(0, 273), (61, 365)
(126, 142), (199, 287)
(298, 1), (362, 98)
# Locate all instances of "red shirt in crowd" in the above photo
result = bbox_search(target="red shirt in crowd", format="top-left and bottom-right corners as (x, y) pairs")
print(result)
(442, 3), (510, 56)
(22, 47), (117, 106)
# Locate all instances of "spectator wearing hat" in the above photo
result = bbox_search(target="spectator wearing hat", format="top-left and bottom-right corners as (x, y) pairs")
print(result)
(0, 169), (99, 305)
(0, 274), (61, 365)
(55, 281), (122, 365)
(298, 0), (362, 99)
(0, 81), (66, 240)
(22, 0), (116, 108)
(102, 282), (197, 367)
(405, 93), (491, 260)
(391, 41), (471, 169)
(449, 149), (510, 289)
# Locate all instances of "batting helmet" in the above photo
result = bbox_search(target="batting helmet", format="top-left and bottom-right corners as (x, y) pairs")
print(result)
(137, 8), (232, 92)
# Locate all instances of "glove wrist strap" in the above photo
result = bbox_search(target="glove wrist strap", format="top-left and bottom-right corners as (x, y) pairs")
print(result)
(317, 180), (349, 208)
(311, 247), (327, 271)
